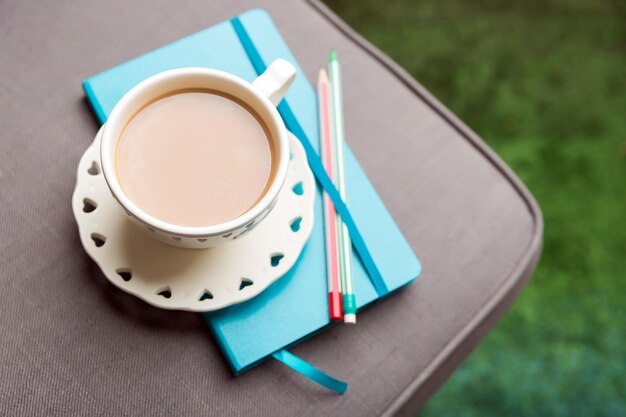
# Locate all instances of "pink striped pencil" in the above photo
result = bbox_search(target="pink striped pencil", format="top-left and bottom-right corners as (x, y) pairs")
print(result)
(318, 69), (343, 321)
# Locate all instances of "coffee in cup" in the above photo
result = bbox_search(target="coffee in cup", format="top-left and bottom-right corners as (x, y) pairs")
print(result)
(99, 60), (296, 248)
(115, 89), (277, 227)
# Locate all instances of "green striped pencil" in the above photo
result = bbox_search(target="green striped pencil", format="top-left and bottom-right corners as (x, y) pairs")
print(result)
(328, 50), (356, 324)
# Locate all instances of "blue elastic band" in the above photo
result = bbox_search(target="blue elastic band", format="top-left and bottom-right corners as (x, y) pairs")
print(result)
(231, 17), (389, 297)
(272, 350), (348, 394)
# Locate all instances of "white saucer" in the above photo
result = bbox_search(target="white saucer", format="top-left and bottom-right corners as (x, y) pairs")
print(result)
(72, 129), (315, 312)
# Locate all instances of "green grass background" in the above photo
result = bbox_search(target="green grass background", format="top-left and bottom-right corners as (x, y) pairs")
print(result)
(323, 1), (626, 415)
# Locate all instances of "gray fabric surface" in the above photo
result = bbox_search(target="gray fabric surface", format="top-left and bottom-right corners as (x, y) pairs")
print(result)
(0, 0), (542, 416)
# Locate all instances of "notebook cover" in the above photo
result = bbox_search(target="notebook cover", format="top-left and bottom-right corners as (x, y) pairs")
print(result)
(82, 8), (421, 374)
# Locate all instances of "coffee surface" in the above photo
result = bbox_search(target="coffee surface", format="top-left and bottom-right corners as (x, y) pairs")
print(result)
(116, 91), (273, 227)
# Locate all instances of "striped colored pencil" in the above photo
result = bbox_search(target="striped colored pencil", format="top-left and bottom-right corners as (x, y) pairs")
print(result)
(318, 69), (343, 321)
(328, 50), (356, 324)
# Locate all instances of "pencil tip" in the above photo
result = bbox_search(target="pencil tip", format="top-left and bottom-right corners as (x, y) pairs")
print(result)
(329, 50), (337, 62)
(318, 68), (328, 82)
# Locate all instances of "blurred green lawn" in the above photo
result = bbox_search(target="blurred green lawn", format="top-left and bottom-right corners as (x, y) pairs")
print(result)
(323, 1), (626, 415)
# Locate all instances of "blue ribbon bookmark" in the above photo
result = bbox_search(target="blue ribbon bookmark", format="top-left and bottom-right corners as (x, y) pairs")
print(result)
(231, 17), (389, 297)
(272, 350), (348, 394)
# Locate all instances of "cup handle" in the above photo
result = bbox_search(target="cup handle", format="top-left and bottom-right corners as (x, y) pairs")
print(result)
(251, 59), (296, 107)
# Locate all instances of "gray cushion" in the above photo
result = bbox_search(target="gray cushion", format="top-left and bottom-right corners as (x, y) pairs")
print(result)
(0, 0), (542, 415)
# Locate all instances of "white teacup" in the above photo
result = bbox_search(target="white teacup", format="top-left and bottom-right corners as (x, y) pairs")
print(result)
(99, 59), (296, 249)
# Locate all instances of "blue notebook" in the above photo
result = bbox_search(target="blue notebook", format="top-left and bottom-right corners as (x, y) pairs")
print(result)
(83, 9), (421, 375)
